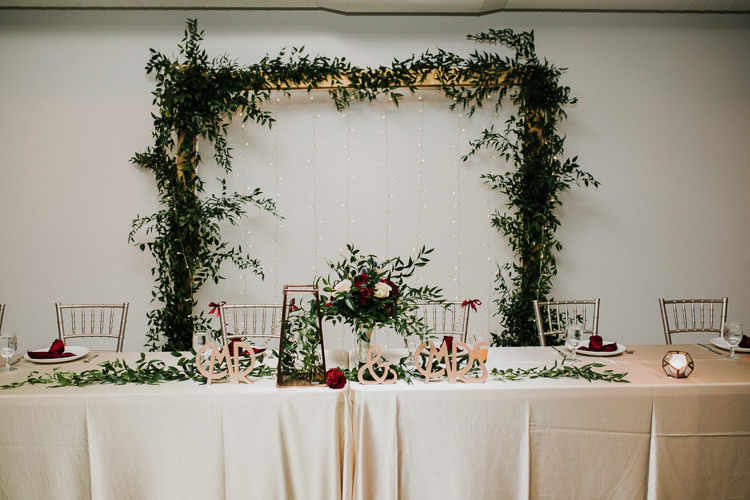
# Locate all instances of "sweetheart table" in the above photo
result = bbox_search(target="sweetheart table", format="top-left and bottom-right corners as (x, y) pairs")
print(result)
(0, 345), (748, 500)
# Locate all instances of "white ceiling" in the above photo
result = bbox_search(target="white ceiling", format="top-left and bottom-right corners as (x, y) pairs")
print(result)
(0, 0), (748, 13)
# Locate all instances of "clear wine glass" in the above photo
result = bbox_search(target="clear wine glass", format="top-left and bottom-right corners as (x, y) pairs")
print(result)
(193, 332), (211, 365)
(723, 321), (743, 360)
(1, 333), (18, 372)
(565, 323), (583, 363)
(404, 334), (420, 367)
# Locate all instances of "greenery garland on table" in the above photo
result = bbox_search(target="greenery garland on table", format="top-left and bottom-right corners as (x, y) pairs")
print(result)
(130, 19), (597, 351)
(0, 353), (276, 390)
(0, 355), (627, 390)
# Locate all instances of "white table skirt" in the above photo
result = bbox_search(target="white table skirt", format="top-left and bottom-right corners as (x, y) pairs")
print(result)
(1, 345), (748, 500)
(0, 350), (353, 500)
(348, 345), (750, 500)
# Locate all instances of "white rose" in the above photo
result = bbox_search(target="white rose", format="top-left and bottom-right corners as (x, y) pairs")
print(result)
(374, 281), (391, 298)
(334, 279), (352, 293)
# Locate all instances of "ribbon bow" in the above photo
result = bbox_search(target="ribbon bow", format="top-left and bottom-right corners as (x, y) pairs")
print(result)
(208, 301), (226, 316)
(461, 299), (482, 312)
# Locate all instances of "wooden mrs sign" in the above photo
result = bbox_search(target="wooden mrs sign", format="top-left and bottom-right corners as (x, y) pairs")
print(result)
(195, 341), (257, 385)
(415, 340), (488, 384)
(357, 340), (489, 385)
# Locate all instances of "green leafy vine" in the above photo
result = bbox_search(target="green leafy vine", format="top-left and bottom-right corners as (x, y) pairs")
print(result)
(131, 19), (597, 351)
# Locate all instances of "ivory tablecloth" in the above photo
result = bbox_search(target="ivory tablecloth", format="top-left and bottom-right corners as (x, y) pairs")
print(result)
(348, 344), (750, 500)
(0, 350), (352, 500)
(1, 344), (748, 500)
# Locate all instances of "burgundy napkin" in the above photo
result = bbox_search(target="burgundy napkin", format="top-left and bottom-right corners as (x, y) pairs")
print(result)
(739, 335), (750, 349)
(27, 339), (76, 359)
(227, 339), (265, 356)
(438, 336), (465, 353)
(578, 335), (618, 352)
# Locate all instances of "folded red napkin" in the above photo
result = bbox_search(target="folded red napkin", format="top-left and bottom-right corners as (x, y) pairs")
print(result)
(739, 335), (750, 349)
(227, 339), (265, 356)
(578, 335), (618, 352)
(27, 339), (76, 359)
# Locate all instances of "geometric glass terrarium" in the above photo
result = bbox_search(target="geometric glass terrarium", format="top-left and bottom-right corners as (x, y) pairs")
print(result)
(276, 285), (327, 387)
(661, 350), (694, 379)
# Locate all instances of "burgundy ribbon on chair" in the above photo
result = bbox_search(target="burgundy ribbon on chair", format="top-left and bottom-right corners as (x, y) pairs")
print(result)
(288, 298), (300, 313)
(461, 299), (482, 312)
(208, 301), (226, 316)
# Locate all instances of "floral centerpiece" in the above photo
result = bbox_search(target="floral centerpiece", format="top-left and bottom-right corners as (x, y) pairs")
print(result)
(318, 244), (443, 361)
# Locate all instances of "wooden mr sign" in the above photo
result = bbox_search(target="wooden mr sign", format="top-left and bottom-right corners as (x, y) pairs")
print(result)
(195, 341), (257, 385)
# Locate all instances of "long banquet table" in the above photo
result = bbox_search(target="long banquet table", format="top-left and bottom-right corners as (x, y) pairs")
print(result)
(0, 344), (748, 500)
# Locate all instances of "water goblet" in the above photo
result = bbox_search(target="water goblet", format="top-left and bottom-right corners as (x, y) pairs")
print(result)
(1, 333), (18, 372)
(404, 334), (420, 367)
(565, 324), (583, 363)
(193, 332), (212, 365)
(723, 321), (743, 360)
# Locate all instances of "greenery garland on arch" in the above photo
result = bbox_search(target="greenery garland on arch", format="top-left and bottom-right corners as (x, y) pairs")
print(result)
(130, 19), (598, 351)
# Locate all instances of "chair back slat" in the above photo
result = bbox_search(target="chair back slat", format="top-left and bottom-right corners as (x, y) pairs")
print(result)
(412, 301), (471, 343)
(219, 304), (283, 350)
(55, 303), (129, 352)
(659, 298), (727, 344)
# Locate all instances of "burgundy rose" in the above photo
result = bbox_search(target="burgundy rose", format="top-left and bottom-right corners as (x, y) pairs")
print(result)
(360, 287), (375, 302)
(739, 335), (750, 349)
(326, 368), (347, 389)
(353, 273), (369, 288)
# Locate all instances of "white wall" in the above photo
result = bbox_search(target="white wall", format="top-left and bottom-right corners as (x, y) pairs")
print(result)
(1, 10), (748, 352)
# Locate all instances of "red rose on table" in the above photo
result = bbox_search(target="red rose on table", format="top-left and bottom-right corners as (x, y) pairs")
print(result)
(326, 368), (347, 389)
(739, 335), (750, 349)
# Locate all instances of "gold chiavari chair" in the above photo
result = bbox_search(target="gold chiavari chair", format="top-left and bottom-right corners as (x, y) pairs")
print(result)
(658, 297), (728, 344)
(533, 299), (600, 346)
(412, 301), (473, 343)
(218, 304), (283, 351)
(55, 302), (130, 352)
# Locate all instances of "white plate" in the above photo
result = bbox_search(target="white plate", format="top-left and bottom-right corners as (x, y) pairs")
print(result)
(569, 341), (626, 357)
(24, 345), (91, 364)
(711, 337), (750, 353)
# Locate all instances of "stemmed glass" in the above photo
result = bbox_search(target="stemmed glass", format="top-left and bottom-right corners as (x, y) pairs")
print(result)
(193, 332), (212, 366)
(723, 321), (743, 360)
(1, 333), (18, 372)
(404, 334), (420, 367)
(565, 323), (583, 363)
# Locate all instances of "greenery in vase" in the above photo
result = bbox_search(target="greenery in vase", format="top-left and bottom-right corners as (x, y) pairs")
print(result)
(317, 244), (443, 341)
(277, 300), (326, 384)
